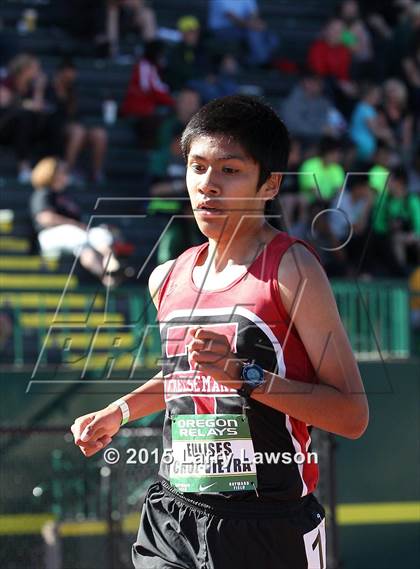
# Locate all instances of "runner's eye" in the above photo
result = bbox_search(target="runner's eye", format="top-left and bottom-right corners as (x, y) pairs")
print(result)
(222, 167), (239, 174)
(190, 163), (206, 173)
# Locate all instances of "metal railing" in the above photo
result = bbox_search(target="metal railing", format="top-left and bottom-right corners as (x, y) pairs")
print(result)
(0, 280), (413, 369)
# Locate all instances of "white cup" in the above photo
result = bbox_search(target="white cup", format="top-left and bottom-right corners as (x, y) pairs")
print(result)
(103, 100), (117, 125)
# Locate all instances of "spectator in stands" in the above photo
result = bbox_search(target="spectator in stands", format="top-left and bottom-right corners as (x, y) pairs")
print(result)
(408, 145), (420, 194)
(187, 53), (239, 104)
(401, 29), (420, 115)
(308, 18), (352, 82)
(371, 166), (420, 275)
(349, 83), (393, 162)
(47, 60), (108, 184)
(106, 0), (157, 58)
(148, 89), (202, 262)
(379, 78), (414, 161)
(391, 1), (420, 77)
(368, 141), (394, 195)
(29, 157), (121, 286)
(120, 40), (174, 148)
(339, 0), (374, 78)
(165, 16), (209, 91)
(208, 0), (278, 66)
(275, 138), (308, 232)
(329, 174), (374, 274)
(298, 136), (345, 203)
(0, 54), (62, 183)
(281, 71), (333, 144)
(308, 18), (360, 118)
(293, 199), (348, 277)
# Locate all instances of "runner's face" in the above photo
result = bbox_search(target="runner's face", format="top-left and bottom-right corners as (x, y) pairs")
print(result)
(186, 135), (269, 239)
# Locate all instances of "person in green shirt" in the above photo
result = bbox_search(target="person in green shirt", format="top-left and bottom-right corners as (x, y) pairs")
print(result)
(368, 142), (393, 195)
(372, 166), (420, 273)
(298, 136), (345, 203)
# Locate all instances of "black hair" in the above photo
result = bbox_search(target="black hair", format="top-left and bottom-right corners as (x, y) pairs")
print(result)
(392, 166), (408, 185)
(319, 135), (341, 156)
(57, 57), (76, 71)
(349, 173), (370, 189)
(181, 94), (290, 188)
(143, 40), (166, 64)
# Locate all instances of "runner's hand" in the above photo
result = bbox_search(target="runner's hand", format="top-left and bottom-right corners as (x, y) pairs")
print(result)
(71, 407), (122, 457)
(188, 328), (243, 389)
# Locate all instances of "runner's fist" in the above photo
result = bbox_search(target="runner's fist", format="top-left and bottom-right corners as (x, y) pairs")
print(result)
(71, 407), (122, 457)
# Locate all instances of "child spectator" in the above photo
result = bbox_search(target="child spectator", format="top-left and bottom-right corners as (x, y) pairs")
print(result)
(298, 136), (345, 203)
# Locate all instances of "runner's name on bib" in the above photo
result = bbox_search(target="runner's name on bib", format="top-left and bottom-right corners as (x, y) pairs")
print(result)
(169, 414), (258, 493)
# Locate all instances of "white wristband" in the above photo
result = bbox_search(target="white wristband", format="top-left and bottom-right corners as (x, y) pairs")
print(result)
(109, 398), (130, 425)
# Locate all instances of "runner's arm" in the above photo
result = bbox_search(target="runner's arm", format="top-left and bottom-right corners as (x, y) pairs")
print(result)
(250, 243), (369, 439)
(71, 260), (175, 456)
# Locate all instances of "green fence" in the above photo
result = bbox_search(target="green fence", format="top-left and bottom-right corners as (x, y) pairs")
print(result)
(332, 280), (411, 359)
(0, 280), (412, 370)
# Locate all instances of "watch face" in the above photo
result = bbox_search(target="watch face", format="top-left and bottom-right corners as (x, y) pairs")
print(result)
(243, 364), (264, 385)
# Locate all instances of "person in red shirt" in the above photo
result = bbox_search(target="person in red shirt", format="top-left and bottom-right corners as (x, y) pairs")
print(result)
(120, 40), (174, 117)
(308, 18), (352, 81)
(71, 95), (368, 569)
(120, 40), (175, 148)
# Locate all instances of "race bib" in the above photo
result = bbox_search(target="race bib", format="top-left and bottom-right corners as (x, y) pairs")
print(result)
(169, 414), (258, 493)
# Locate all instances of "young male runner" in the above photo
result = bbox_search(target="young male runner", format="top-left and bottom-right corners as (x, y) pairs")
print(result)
(71, 95), (369, 569)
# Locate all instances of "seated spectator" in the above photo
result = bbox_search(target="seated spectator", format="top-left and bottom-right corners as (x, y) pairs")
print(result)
(308, 18), (352, 82)
(106, 0), (157, 58)
(408, 145), (420, 194)
(29, 157), (121, 286)
(270, 139), (307, 232)
(208, 0), (278, 66)
(147, 88), (202, 262)
(120, 40), (174, 148)
(47, 59), (108, 184)
(368, 141), (393, 195)
(165, 16), (209, 91)
(187, 53), (239, 104)
(329, 174), (374, 274)
(281, 72), (332, 143)
(401, 29), (420, 115)
(349, 83), (393, 162)
(371, 166), (420, 275)
(339, 0), (374, 77)
(0, 54), (62, 183)
(298, 136), (345, 203)
(293, 199), (348, 277)
(379, 78), (414, 160)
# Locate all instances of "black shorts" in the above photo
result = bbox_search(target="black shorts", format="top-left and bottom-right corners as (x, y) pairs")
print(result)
(132, 480), (327, 569)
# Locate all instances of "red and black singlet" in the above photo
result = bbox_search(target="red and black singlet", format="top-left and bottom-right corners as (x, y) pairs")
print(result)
(157, 231), (321, 501)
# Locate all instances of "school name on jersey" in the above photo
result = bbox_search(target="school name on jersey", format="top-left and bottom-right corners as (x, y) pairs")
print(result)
(165, 373), (238, 399)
